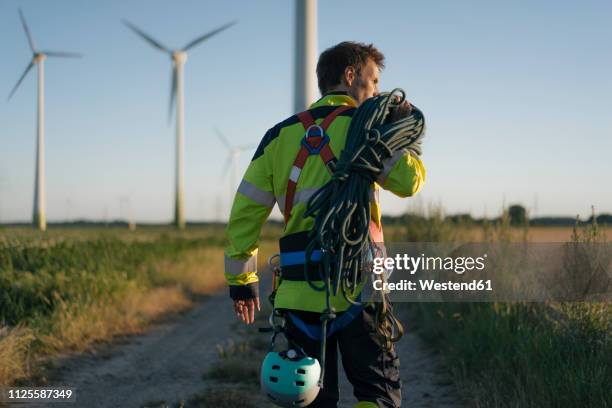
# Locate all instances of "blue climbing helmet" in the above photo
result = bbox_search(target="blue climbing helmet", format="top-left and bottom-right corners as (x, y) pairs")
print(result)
(260, 347), (321, 407)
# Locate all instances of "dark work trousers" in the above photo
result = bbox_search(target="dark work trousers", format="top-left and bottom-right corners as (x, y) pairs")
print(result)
(281, 303), (402, 408)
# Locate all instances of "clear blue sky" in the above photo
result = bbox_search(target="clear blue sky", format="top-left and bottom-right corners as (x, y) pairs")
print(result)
(1, 0), (610, 223)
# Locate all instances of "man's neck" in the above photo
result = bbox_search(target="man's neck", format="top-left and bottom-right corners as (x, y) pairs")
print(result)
(324, 86), (357, 103)
(326, 85), (350, 95)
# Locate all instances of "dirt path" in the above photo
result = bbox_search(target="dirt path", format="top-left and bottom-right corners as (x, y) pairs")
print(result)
(29, 277), (464, 408)
(33, 292), (235, 408)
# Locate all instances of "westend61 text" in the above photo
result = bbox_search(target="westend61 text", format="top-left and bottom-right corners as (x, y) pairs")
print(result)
(373, 279), (493, 292)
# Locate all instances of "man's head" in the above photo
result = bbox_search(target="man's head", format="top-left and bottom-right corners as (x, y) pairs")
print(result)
(316, 41), (385, 105)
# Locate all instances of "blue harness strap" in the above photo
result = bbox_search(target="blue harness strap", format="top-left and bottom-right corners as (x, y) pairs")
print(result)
(287, 300), (365, 341)
(280, 249), (322, 267)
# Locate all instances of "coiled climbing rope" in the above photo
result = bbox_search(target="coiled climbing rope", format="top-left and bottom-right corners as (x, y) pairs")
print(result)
(302, 88), (426, 357)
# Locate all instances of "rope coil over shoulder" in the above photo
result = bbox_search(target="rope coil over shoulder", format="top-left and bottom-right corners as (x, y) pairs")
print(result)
(302, 89), (426, 383)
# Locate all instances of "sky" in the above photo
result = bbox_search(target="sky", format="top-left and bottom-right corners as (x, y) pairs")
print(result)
(0, 0), (610, 223)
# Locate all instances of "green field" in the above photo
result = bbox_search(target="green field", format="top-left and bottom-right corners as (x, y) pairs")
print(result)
(388, 213), (612, 408)
(0, 216), (610, 407)
(0, 226), (228, 386)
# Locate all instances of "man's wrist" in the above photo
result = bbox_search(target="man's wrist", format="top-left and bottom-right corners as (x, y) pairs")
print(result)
(229, 282), (259, 300)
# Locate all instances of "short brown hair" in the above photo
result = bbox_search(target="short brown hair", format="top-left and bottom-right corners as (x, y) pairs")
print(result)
(316, 41), (385, 95)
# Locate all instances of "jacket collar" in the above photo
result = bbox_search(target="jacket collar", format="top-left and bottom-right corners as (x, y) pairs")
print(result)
(309, 91), (357, 109)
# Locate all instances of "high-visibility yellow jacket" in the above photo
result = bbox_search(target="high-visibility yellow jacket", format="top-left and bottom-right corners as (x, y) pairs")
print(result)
(224, 92), (426, 312)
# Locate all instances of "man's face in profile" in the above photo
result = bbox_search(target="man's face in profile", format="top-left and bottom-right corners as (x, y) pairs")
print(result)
(349, 58), (380, 105)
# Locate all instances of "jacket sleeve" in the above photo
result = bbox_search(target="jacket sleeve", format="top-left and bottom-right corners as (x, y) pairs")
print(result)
(376, 150), (426, 197)
(223, 128), (276, 300)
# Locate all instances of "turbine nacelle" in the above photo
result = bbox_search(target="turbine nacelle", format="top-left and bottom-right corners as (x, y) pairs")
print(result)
(172, 51), (188, 65)
(33, 53), (46, 64)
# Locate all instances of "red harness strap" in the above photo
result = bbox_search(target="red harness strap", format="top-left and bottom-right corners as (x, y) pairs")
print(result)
(284, 106), (352, 224)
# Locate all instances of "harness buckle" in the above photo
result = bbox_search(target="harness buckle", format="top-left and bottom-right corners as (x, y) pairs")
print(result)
(302, 125), (329, 155)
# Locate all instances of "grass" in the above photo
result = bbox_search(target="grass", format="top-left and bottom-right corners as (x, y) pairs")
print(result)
(400, 207), (611, 407)
(0, 326), (35, 384)
(407, 301), (611, 407)
(0, 227), (226, 386)
(206, 338), (263, 385)
(38, 285), (192, 353)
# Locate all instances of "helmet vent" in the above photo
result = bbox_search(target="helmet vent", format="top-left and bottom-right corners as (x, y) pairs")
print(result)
(269, 376), (279, 383)
(271, 365), (280, 370)
(295, 380), (305, 386)
(293, 399), (305, 405)
(296, 368), (306, 374)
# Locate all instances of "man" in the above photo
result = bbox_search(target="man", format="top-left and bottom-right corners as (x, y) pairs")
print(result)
(224, 41), (426, 407)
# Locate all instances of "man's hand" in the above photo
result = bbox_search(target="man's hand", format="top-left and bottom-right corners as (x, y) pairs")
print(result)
(387, 99), (413, 124)
(233, 297), (261, 324)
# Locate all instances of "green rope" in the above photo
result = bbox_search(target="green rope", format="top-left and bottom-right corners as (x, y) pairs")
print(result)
(302, 89), (426, 368)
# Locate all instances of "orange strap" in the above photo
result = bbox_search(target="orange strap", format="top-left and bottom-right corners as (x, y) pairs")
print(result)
(284, 106), (352, 224)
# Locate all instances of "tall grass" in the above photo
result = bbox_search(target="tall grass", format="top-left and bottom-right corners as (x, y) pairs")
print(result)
(401, 207), (611, 407)
(0, 229), (226, 386)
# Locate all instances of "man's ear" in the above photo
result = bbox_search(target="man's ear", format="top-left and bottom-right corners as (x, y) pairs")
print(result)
(343, 66), (356, 87)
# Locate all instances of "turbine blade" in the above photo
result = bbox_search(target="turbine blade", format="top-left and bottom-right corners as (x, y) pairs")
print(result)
(237, 144), (257, 151)
(43, 50), (82, 58)
(214, 127), (231, 149)
(18, 9), (36, 52)
(182, 20), (237, 51)
(7, 61), (34, 100)
(221, 155), (232, 180)
(168, 67), (177, 123)
(122, 20), (169, 53)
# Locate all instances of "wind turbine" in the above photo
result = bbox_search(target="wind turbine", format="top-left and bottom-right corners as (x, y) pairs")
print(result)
(294, 0), (318, 112)
(8, 9), (81, 231)
(0, 172), (6, 224)
(118, 195), (136, 230)
(123, 19), (236, 230)
(215, 127), (255, 212)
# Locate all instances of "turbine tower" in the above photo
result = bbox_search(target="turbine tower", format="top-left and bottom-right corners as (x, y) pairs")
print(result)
(294, 0), (318, 112)
(215, 128), (255, 213)
(8, 9), (81, 231)
(123, 19), (236, 229)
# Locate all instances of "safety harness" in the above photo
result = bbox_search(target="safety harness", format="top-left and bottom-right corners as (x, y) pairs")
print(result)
(283, 105), (352, 224)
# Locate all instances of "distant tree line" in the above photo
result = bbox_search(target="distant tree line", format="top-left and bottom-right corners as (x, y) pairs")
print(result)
(382, 204), (611, 227)
(1, 204), (610, 228)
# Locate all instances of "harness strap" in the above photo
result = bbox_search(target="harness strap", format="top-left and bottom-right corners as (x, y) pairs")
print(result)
(284, 106), (352, 224)
(287, 301), (364, 340)
(280, 249), (323, 267)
